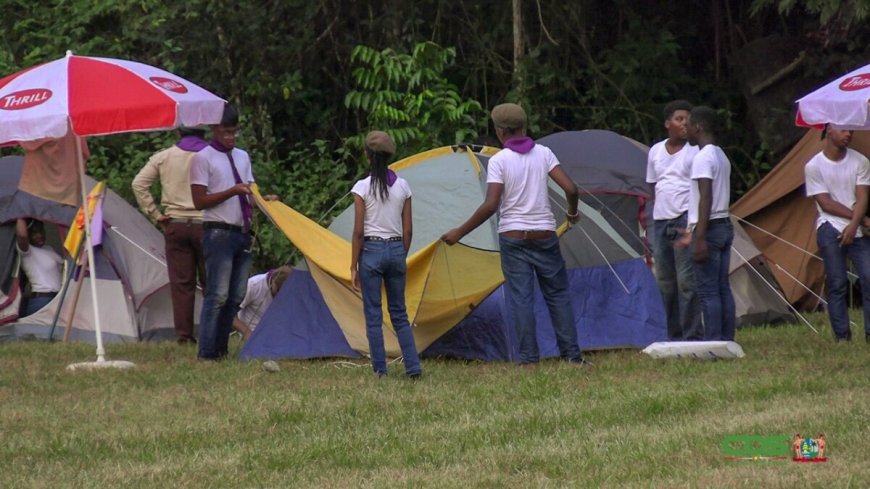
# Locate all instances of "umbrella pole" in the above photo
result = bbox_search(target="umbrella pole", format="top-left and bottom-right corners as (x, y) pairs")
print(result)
(76, 137), (106, 361)
(65, 135), (134, 371)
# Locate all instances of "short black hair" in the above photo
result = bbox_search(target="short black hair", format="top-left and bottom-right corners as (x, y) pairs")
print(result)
(663, 100), (693, 121)
(178, 127), (206, 138)
(220, 103), (239, 126)
(28, 219), (45, 234)
(689, 106), (719, 135)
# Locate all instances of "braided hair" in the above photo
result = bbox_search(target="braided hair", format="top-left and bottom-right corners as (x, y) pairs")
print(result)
(366, 147), (392, 201)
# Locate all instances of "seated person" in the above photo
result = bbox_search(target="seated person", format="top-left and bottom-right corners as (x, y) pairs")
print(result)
(16, 218), (63, 316)
(233, 266), (291, 340)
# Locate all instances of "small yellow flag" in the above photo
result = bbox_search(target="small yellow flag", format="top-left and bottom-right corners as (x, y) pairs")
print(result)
(63, 181), (106, 260)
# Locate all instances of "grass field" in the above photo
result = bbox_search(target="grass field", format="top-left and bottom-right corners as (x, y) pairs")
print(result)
(1, 313), (868, 489)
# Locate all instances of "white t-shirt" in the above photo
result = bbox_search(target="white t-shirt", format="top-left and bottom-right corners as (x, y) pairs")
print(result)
(805, 148), (870, 235)
(646, 139), (699, 220)
(190, 145), (254, 226)
(351, 175), (412, 238)
(17, 244), (63, 293)
(237, 273), (272, 331)
(688, 144), (731, 226)
(487, 144), (559, 233)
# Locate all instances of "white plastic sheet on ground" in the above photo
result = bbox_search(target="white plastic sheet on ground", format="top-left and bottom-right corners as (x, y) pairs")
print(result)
(642, 341), (745, 359)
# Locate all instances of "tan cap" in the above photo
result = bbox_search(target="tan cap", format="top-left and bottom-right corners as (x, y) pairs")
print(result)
(491, 103), (527, 129)
(365, 131), (396, 155)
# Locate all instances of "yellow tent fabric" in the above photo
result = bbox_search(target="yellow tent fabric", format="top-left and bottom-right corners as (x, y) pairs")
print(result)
(252, 185), (504, 355)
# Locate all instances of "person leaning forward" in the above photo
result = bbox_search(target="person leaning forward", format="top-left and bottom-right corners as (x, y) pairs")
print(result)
(132, 127), (209, 345)
(441, 103), (588, 367)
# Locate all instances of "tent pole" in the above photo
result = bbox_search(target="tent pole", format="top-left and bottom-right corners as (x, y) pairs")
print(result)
(75, 136), (106, 362)
(62, 247), (88, 342)
(48, 258), (76, 341)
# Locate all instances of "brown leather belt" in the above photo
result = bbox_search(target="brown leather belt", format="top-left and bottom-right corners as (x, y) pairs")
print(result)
(500, 230), (557, 240)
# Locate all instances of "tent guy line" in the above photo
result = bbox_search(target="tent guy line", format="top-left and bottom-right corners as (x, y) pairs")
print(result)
(773, 262), (858, 329)
(732, 214), (858, 280)
(731, 246), (818, 334)
(575, 181), (652, 256)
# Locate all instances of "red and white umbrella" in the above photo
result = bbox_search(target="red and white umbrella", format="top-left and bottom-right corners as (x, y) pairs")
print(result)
(796, 62), (870, 129)
(0, 51), (225, 368)
(0, 50), (225, 144)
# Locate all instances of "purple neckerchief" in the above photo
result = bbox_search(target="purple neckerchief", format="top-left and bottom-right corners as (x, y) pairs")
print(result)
(175, 135), (209, 152)
(504, 136), (535, 154)
(370, 169), (398, 187)
(210, 139), (253, 232)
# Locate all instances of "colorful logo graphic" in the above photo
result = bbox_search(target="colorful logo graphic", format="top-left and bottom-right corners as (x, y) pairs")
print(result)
(721, 435), (790, 461)
(839, 73), (870, 91)
(792, 433), (827, 463)
(149, 77), (188, 94)
(722, 433), (828, 462)
(0, 88), (53, 110)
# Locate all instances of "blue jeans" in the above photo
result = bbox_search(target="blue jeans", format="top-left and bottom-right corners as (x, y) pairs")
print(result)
(653, 213), (702, 340)
(816, 222), (870, 340)
(198, 228), (252, 359)
(499, 235), (581, 364)
(693, 219), (735, 341)
(24, 293), (56, 316)
(359, 240), (422, 376)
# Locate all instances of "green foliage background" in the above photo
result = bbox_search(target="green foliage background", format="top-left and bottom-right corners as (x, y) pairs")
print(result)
(1, 0), (868, 271)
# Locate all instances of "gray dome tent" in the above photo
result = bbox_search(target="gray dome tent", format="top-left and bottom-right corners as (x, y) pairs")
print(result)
(0, 155), (193, 341)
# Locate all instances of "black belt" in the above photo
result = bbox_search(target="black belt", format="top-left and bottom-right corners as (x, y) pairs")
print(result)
(167, 218), (203, 224)
(30, 291), (57, 298)
(500, 230), (557, 240)
(203, 221), (245, 233)
(709, 217), (730, 224)
(364, 236), (402, 242)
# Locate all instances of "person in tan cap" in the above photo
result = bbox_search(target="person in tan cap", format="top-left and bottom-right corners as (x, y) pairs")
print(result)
(349, 131), (422, 379)
(442, 103), (588, 367)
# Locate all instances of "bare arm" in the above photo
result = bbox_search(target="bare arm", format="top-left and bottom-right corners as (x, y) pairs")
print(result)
(15, 219), (29, 252)
(232, 317), (252, 340)
(350, 194), (365, 290)
(813, 193), (859, 220)
(190, 183), (250, 210)
(441, 183), (503, 244)
(402, 197), (413, 252)
(694, 178), (713, 241)
(549, 165), (579, 222)
(814, 187), (870, 245)
(692, 178), (712, 262)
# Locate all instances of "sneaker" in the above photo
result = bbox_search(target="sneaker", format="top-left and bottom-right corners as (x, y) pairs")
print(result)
(407, 372), (422, 380)
(573, 358), (594, 370)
